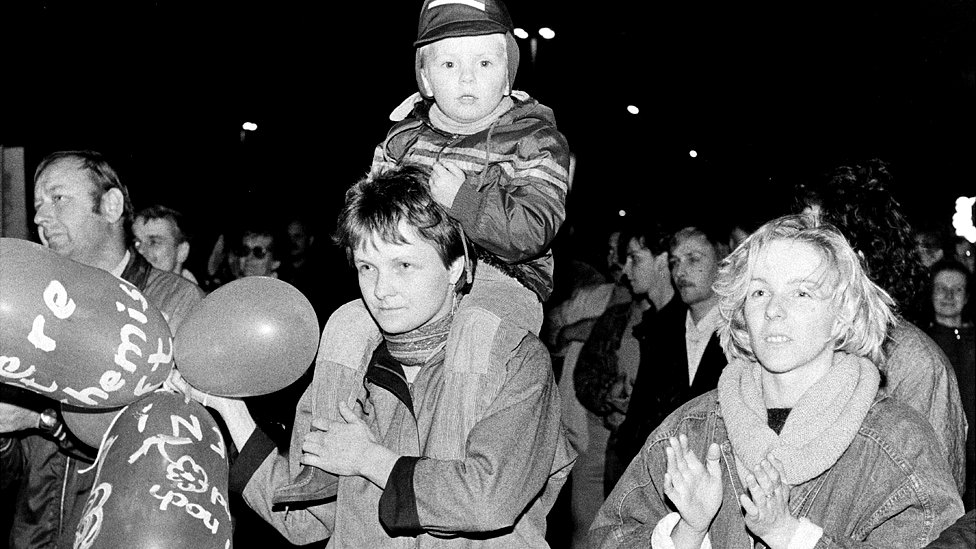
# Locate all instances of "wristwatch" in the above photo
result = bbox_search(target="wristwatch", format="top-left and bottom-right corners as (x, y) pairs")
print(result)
(37, 408), (59, 433)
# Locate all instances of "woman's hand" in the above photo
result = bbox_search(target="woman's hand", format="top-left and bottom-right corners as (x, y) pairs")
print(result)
(664, 434), (723, 537)
(740, 455), (800, 549)
(301, 401), (399, 488)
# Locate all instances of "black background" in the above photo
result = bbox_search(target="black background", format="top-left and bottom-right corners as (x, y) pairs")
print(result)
(2, 0), (974, 263)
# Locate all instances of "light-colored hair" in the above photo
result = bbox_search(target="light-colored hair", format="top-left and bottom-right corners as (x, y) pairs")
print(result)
(714, 213), (896, 364)
(35, 150), (135, 245)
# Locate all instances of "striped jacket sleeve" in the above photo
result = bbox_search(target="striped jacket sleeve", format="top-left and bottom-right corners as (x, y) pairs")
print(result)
(450, 123), (569, 263)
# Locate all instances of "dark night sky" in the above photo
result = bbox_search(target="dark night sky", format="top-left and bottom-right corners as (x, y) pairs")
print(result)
(3, 0), (974, 266)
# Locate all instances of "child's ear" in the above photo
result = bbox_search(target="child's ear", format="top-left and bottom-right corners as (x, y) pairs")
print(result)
(420, 70), (434, 98)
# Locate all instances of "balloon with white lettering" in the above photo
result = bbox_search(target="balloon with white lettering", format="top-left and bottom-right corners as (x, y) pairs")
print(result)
(174, 276), (319, 397)
(0, 238), (174, 408)
(73, 390), (231, 549)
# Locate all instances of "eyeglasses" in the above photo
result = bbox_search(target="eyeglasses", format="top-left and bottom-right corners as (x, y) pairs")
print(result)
(237, 245), (270, 259)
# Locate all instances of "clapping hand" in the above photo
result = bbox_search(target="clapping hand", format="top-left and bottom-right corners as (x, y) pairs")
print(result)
(740, 455), (800, 548)
(664, 434), (723, 537)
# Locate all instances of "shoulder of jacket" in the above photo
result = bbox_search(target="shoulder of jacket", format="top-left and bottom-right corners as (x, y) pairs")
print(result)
(647, 392), (721, 444)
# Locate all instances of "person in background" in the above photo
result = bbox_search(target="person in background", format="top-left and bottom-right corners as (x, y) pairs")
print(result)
(133, 204), (199, 284)
(915, 227), (948, 268)
(1, 150), (204, 549)
(924, 259), (975, 510)
(236, 226), (281, 278)
(951, 236), (975, 274)
(796, 158), (968, 495)
(567, 221), (676, 548)
(600, 224), (732, 494)
(589, 214), (964, 548)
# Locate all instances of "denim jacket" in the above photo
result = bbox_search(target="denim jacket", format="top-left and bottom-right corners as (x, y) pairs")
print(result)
(588, 391), (964, 549)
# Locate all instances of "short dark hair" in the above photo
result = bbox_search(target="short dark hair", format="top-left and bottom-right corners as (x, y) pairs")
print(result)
(135, 204), (191, 243)
(619, 219), (671, 260)
(333, 164), (465, 269)
(239, 226), (279, 261)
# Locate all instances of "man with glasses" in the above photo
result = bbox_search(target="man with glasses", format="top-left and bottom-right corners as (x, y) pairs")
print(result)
(236, 227), (281, 278)
(133, 204), (199, 284)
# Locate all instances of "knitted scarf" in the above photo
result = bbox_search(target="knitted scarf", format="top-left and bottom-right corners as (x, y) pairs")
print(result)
(718, 352), (880, 485)
(384, 306), (456, 367)
(428, 96), (514, 136)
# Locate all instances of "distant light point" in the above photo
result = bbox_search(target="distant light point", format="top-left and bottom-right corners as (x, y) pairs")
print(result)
(514, 28), (529, 39)
(242, 122), (258, 131)
(618, 210), (627, 217)
(626, 105), (639, 115)
(539, 27), (555, 39)
(689, 150), (698, 158)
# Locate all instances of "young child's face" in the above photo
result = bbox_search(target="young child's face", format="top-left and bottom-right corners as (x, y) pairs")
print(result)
(420, 33), (509, 123)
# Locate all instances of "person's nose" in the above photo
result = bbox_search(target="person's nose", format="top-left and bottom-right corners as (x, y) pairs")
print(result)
(764, 293), (786, 320)
(672, 260), (687, 281)
(33, 203), (52, 227)
(372, 269), (396, 300)
(459, 63), (475, 84)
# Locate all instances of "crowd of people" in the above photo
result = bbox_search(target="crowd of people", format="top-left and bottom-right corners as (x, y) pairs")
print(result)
(1, 0), (973, 548)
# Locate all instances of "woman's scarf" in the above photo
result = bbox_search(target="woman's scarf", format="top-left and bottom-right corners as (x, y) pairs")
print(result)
(718, 352), (880, 485)
(384, 304), (456, 367)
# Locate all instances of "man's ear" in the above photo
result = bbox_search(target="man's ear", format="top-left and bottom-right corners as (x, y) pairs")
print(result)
(270, 259), (281, 275)
(176, 241), (190, 266)
(448, 256), (465, 285)
(99, 188), (125, 224)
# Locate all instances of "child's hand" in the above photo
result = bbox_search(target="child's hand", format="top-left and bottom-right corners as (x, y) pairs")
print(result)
(430, 161), (465, 209)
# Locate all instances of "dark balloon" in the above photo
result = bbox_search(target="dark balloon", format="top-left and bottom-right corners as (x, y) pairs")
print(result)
(61, 405), (124, 450)
(73, 390), (231, 549)
(174, 276), (319, 397)
(0, 238), (174, 408)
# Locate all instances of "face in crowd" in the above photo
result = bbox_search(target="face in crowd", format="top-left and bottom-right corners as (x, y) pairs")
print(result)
(670, 231), (721, 308)
(743, 239), (838, 378)
(419, 33), (509, 123)
(33, 158), (121, 264)
(133, 216), (188, 274)
(622, 236), (668, 297)
(286, 220), (313, 260)
(238, 232), (279, 278)
(932, 268), (969, 323)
